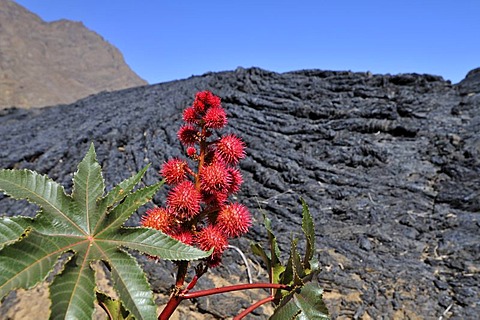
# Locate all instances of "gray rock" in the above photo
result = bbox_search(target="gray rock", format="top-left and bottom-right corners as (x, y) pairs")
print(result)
(457, 67), (480, 95)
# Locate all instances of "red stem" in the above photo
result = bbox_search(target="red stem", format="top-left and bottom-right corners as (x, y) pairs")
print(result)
(158, 261), (189, 320)
(158, 295), (182, 320)
(161, 283), (288, 319)
(195, 127), (207, 191)
(233, 296), (275, 320)
(185, 274), (199, 291)
(181, 283), (290, 299)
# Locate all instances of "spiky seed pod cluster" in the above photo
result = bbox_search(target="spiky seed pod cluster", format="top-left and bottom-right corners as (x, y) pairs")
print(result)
(141, 91), (251, 267)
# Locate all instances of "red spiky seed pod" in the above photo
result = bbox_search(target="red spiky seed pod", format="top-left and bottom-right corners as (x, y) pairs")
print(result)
(200, 161), (231, 193)
(194, 91), (221, 112)
(202, 190), (229, 207)
(216, 203), (251, 238)
(226, 167), (243, 194)
(195, 225), (229, 266)
(203, 107), (227, 129)
(183, 106), (199, 124)
(215, 134), (246, 165)
(177, 124), (198, 146)
(140, 207), (175, 233)
(167, 180), (201, 220)
(161, 158), (189, 185)
(168, 227), (194, 245)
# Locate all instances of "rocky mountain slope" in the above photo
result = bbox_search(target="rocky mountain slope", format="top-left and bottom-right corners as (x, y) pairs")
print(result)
(0, 67), (479, 319)
(0, 0), (147, 109)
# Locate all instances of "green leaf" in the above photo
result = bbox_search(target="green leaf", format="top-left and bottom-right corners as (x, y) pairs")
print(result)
(294, 283), (329, 319)
(271, 283), (329, 320)
(300, 199), (315, 268)
(263, 212), (281, 268)
(250, 242), (271, 272)
(259, 200), (329, 318)
(72, 143), (105, 233)
(95, 166), (151, 233)
(101, 228), (211, 261)
(105, 250), (157, 320)
(290, 238), (306, 285)
(0, 216), (33, 249)
(0, 169), (83, 235)
(275, 237), (305, 304)
(96, 182), (164, 235)
(49, 254), (96, 320)
(0, 229), (79, 296)
(270, 291), (300, 320)
(97, 292), (134, 320)
(0, 144), (210, 320)
(280, 238), (295, 287)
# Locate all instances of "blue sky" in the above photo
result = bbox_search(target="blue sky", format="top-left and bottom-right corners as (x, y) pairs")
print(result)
(15, 0), (479, 84)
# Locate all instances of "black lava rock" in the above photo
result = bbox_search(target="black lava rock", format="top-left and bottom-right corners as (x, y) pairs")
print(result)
(1, 67), (479, 319)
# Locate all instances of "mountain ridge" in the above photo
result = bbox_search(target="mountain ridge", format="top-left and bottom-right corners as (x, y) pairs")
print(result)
(0, 0), (147, 109)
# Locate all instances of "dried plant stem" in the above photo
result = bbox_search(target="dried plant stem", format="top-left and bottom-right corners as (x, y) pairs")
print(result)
(228, 244), (253, 283)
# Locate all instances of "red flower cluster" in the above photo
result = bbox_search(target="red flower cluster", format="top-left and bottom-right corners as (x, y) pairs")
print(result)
(141, 91), (251, 267)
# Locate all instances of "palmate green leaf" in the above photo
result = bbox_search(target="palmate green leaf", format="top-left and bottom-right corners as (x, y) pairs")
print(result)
(0, 143), (210, 320)
(271, 283), (329, 320)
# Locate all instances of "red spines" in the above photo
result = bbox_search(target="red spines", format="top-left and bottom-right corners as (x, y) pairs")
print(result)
(167, 181), (201, 220)
(216, 203), (251, 238)
(161, 159), (189, 185)
(193, 90), (221, 112)
(140, 207), (175, 234)
(226, 167), (243, 194)
(183, 106), (199, 124)
(177, 124), (198, 145)
(200, 161), (231, 193)
(203, 107), (227, 129)
(195, 225), (229, 266)
(186, 147), (197, 157)
(215, 134), (246, 165)
(142, 91), (250, 268)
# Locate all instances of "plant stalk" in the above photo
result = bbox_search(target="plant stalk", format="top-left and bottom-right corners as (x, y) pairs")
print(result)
(158, 261), (189, 320)
(234, 296), (275, 320)
(180, 283), (290, 299)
